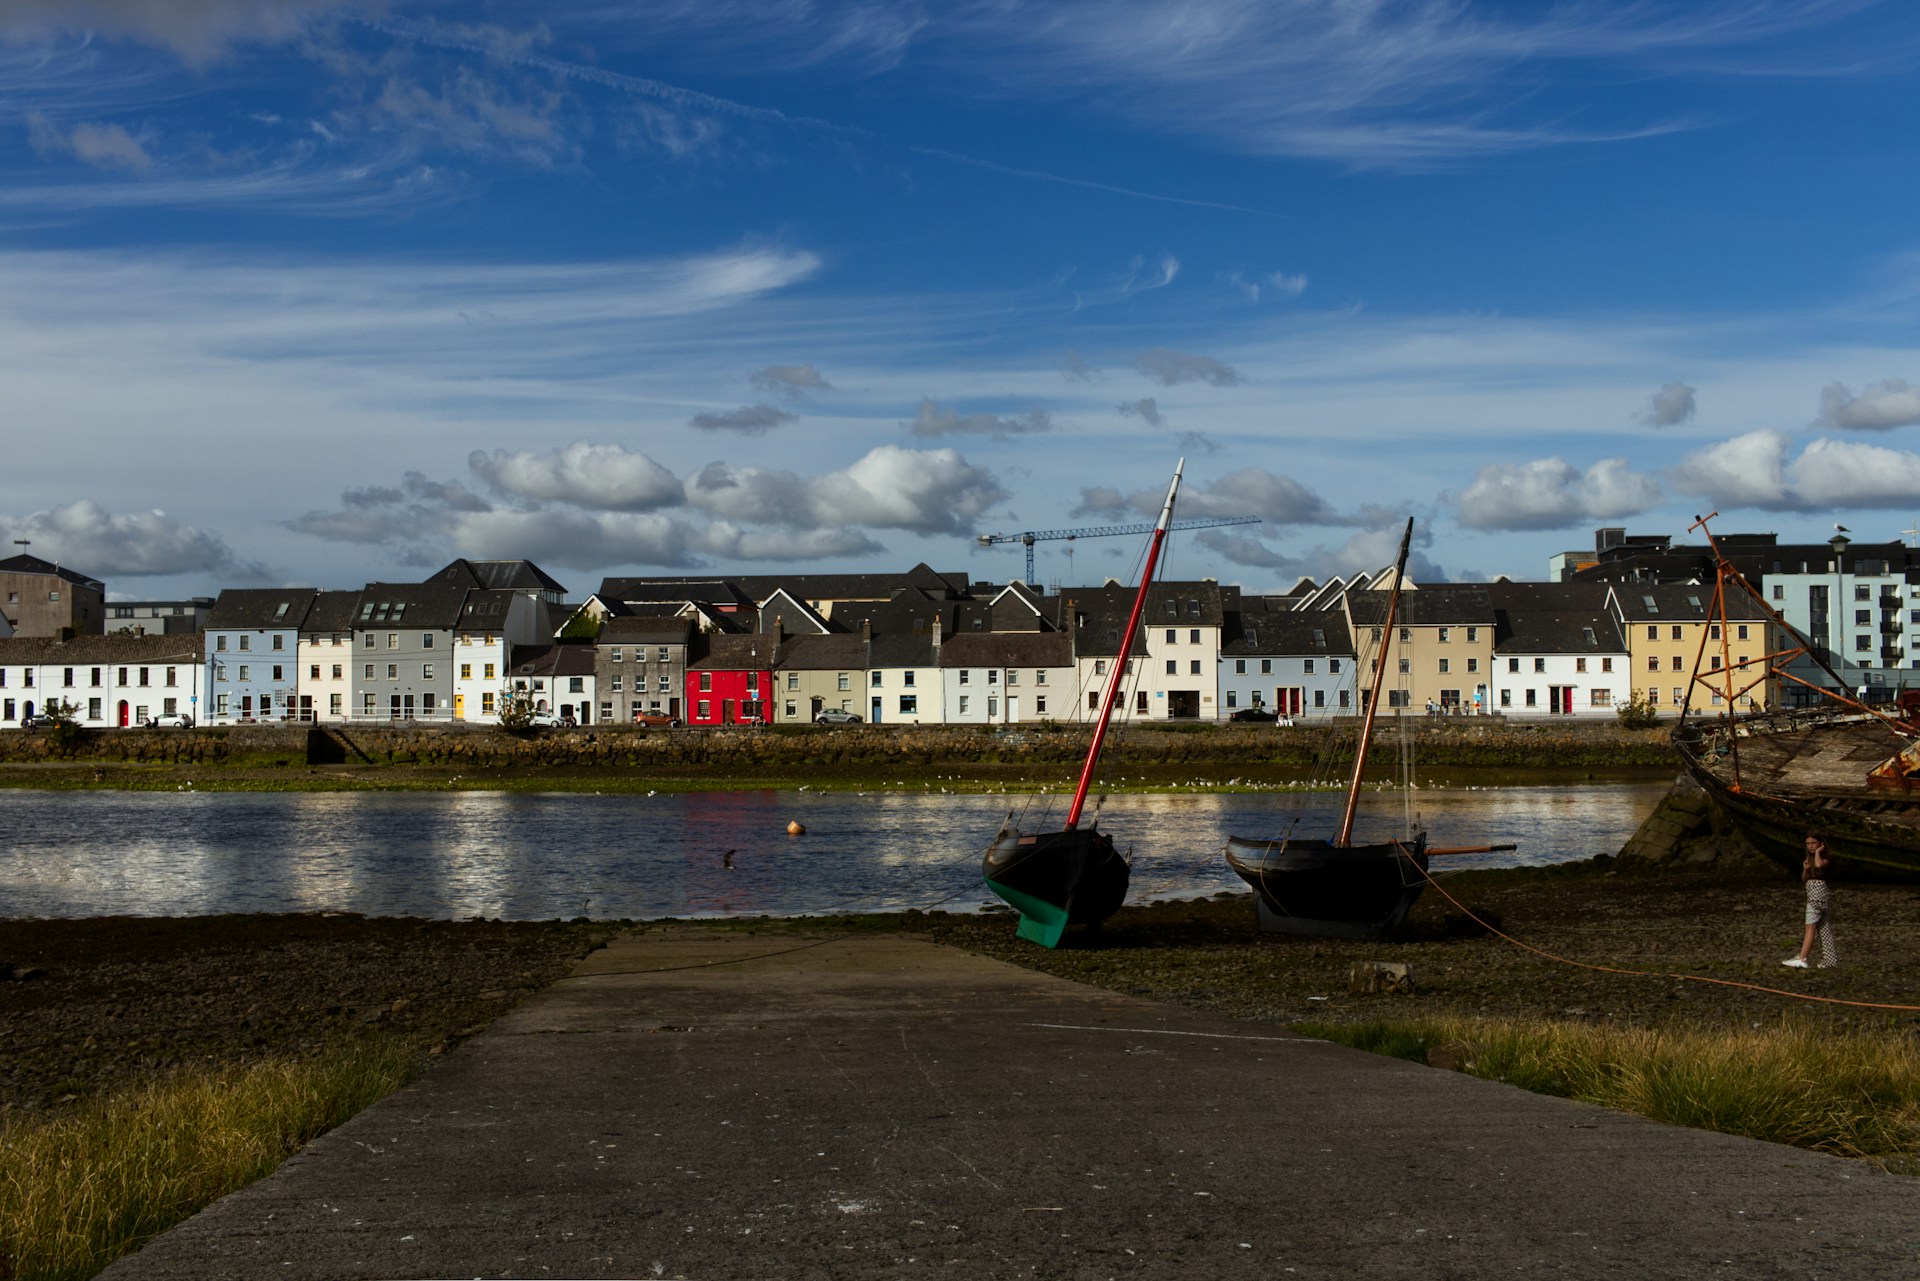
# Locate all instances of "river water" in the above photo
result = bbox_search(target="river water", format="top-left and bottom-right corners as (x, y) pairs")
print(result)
(0, 782), (1668, 921)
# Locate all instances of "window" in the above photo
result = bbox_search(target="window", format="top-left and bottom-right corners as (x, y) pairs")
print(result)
(89, 667), (102, 687)
(1400, 627), (1410, 642)
(959, 668), (973, 686)
(1856, 585), (1872, 601)
(87, 697), (101, 720)
(1601, 657), (1613, 673)
(1260, 659), (1272, 675)
(611, 647), (623, 662)
(658, 647), (670, 662)
(600, 701), (613, 720)
(1591, 690), (1611, 707)
(1313, 690), (1324, 708)
(1855, 609), (1871, 626)
(897, 694), (918, 714)
(1135, 690), (1148, 712)
(658, 676), (670, 692)
(784, 701), (797, 718)
(1165, 628), (1177, 643)
(987, 669), (999, 685)
(1189, 629), (1200, 644)
(425, 664), (437, 680)
(1166, 660), (1177, 675)
(1772, 586), (1783, 600)
(1398, 657), (1410, 673)
(386, 664), (397, 679)
(1646, 689), (1659, 706)
(905, 671), (917, 687)
(239, 635), (250, 651)
(1737, 625), (1749, 641)
(238, 665), (250, 681)
(567, 676), (582, 692)
(698, 700), (711, 719)
(1190, 661), (1202, 675)
(1646, 625), (1657, 640)
(1093, 660), (1106, 675)
(387, 634), (398, 649)
(1299, 660), (1310, 674)
(484, 663), (496, 679)
(1466, 658), (1478, 673)
(958, 695), (970, 715)
(1035, 670), (1046, 685)
(872, 671), (883, 687)
(422, 634), (434, 649)
(1339, 690), (1351, 709)
(1500, 689), (1512, 707)
(1467, 627), (1479, 643)
(63, 667), (73, 687)
(1525, 689), (1537, 707)
(1226, 690), (1239, 709)
(1575, 657), (1587, 673)
(1647, 656), (1660, 672)
(309, 664), (321, 680)
(166, 667), (178, 687)
(787, 673), (799, 690)
(268, 666), (281, 682)
(1438, 658), (1450, 674)
(1438, 627), (1451, 643)
(1671, 626), (1683, 641)
(1088, 691), (1099, 711)
(1330, 660), (1341, 674)
(1035, 696), (1048, 714)
(611, 675), (623, 692)
(1534, 657), (1546, 673)
(272, 635), (284, 651)
(460, 663), (472, 679)
(700, 673), (713, 692)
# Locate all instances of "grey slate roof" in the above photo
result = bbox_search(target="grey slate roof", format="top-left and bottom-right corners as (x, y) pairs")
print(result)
(207, 588), (319, 632)
(1053, 582), (1226, 657)
(456, 589), (520, 631)
(1220, 602), (1354, 657)
(0, 633), (205, 664)
(689, 634), (784, 671)
(774, 633), (868, 671)
(300, 590), (361, 636)
(1489, 583), (1626, 654)
(352, 583), (471, 630)
(937, 632), (1073, 669)
(598, 615), (694, 645)
(425, 559), (567, 595)
(1345, 584), (1492, 628)
(0, 555), (104, 592)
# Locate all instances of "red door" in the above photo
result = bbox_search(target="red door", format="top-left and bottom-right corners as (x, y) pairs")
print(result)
(118, 700), (129, 727)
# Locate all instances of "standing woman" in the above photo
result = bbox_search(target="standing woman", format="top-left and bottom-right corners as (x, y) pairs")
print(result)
(1783, 830), (1838, 969)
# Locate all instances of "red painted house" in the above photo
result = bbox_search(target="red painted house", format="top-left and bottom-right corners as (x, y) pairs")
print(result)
(685, 633), (776, 726)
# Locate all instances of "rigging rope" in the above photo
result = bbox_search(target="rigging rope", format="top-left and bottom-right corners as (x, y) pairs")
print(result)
(1410, 859), (1920, 1013)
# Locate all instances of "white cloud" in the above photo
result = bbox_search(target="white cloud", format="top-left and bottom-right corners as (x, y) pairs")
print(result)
(1072, 486), (1129, 519)
(1453, 456), (1662, 530)
(1118, 397), (1163, 427)
(1670, 429), (1792, 508)
(689, 403), (799, 434)
(907, 398), (1051, 439)
(1640, 381), (1696, 426)
(750, 363), (832, 398)
(0, 1), (352, 67)
(810, 445), (1007, 534)
(469, 442), (685, 512)
(1817, 379), (1920, 431)
(1220, 269), (1307, 302)
(1, 499), (257, 577)
(1163, 468), (1336, 524)
(1132, 346), (1243, 387)
(1789, 438), (1920, 507)
(28, 115), (153, 170)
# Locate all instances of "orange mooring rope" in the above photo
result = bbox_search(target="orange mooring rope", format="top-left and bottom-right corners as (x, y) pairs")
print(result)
(1412, 861), (1920, 1013)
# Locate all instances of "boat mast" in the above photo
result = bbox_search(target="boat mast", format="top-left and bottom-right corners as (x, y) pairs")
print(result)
(1065, 459), (1184, 830)
(1337, 518), (1415, 847)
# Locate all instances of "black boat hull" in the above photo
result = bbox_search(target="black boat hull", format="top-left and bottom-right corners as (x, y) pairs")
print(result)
(1222, 835), (1429, 940)
(982, 827), (1130, 948)
(1674, 717), (1920, 882)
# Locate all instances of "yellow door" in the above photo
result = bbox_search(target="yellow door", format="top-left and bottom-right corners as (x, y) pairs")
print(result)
(454, 694), (465, 720)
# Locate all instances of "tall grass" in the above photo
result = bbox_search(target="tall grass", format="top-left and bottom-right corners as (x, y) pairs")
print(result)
(0, 1041), (415, 1281)
(1297, 1017), (1920, 1166)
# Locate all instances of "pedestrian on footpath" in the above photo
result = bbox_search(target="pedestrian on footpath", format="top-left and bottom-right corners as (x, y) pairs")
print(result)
(1783, 830), (1837, 969)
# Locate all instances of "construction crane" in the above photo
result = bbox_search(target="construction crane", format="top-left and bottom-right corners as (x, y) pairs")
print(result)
(976, 516), (1262, 584)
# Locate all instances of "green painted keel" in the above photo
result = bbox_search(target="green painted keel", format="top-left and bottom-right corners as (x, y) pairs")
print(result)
(985, 880), (1070, 949)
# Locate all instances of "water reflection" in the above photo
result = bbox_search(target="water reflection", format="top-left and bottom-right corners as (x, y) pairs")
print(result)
(0, 782), (1668, 921)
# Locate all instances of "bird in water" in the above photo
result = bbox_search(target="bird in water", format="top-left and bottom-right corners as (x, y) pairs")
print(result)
(722, 849), (736, 869)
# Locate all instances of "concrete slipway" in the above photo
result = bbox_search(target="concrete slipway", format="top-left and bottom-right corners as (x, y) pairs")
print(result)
(102, 929), (1919, 1280)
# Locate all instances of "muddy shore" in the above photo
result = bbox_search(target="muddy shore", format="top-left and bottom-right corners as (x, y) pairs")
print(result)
(6, 850), (1917, 1123)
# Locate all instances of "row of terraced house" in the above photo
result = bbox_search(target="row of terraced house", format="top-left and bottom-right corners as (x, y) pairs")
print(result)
(13, 534), (1891, 729)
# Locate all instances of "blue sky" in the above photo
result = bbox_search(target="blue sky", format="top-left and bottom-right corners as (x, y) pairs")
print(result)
(6, 1), (1920, 600)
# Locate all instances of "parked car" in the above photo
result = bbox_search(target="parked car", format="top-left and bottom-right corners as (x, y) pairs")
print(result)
(18, 713), (56, 729)
(814, 709), (863, 725)
(632, 712), (681, 728)
(1228, 707), (1277, 723)
(149, 714), (194, 728)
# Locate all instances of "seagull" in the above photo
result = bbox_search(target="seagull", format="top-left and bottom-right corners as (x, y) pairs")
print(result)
(1835, 523), (1850, 533)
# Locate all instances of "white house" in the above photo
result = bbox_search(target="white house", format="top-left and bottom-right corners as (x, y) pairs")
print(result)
(937, 632), (1075, 724)
(1490, 586), (1633, 718)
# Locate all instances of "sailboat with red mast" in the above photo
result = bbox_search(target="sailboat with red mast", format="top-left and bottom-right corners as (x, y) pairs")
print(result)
(981, 459), (1184, 948)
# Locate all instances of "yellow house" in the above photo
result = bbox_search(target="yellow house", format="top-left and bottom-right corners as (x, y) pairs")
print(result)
(1341, 584), (1496, 714)
(1604, 584), (1778, 714)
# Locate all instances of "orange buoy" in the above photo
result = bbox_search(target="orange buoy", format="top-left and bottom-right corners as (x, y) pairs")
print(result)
(787, 820), (806, 836)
